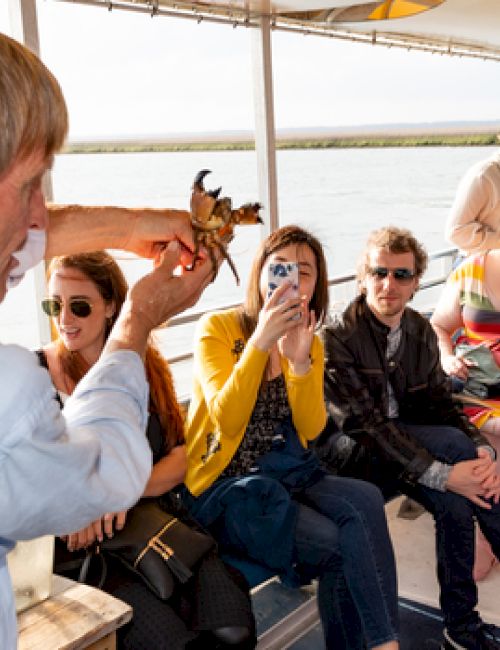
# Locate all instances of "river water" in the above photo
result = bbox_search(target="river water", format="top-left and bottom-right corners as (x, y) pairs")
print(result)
(1, 145), (493, 396)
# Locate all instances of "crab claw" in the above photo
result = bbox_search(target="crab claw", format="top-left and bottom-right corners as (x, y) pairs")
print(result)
(191, 169), (219, 224)
(232, 202), (264, 225)
(208, 187), (222, 199)
(193, 169), (211, 192)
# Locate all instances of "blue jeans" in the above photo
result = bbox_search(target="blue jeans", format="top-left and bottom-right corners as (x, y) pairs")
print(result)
(397, 423), (500, 629)
(185, 420), (399, 649)
(293, 474), (399, 649)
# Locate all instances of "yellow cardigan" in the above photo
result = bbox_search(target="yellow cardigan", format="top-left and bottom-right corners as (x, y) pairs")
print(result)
(184, 308), (327, 496)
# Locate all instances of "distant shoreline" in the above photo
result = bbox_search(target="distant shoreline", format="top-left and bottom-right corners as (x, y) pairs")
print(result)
(63, 133), (499, 154)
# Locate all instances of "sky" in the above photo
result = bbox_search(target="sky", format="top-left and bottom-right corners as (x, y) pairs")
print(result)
(1, 1), (500, 139)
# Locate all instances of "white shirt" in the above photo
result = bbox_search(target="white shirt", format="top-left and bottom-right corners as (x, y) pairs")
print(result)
(0, 344), (151, 649)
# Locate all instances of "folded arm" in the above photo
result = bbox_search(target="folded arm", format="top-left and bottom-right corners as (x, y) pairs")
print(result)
(431, 280), (470, 379)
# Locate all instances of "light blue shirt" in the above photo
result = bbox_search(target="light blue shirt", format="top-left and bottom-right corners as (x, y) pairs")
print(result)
(0, 344), (151, 649)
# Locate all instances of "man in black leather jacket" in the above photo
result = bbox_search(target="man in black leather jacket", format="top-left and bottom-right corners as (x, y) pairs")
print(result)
(322, 226), (500, 650)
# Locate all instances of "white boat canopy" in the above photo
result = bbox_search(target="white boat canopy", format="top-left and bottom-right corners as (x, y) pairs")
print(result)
(51, 0), (500, 60)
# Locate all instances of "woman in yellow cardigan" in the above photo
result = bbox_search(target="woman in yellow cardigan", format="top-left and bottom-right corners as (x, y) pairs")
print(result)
(182, 226), (399, 650)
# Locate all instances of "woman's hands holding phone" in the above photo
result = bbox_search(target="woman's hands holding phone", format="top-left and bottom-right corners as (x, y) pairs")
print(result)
(279, 307), (315, 375)
(251, 281), (304, 352)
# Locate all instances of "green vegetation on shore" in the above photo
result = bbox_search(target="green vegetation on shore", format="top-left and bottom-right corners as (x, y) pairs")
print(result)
(64, 132), (499, 154)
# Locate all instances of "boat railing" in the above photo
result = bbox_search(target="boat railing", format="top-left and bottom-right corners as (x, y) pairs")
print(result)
(166, 246), (459, 368)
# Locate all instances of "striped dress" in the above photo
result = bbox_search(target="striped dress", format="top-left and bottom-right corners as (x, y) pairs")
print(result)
(449, 253), (500, 427)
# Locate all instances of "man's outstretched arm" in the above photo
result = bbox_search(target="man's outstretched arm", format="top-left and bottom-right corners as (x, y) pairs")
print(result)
(46, 204), (195, 262)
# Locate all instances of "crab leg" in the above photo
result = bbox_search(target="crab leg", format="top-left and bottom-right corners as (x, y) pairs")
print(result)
(217, 243), (240, 285)
(202, 245), (218, 283)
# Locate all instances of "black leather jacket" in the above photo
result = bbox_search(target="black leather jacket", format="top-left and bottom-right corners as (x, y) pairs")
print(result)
(322, 295), (488, 485)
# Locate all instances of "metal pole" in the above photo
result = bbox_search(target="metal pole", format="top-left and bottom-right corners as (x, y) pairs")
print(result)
(8, 0), (40, 52)
(251, 15), (279, 236)
(8, 0), (53, 346)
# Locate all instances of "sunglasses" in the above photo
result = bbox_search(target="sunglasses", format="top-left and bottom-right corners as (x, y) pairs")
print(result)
(368, 266), (416, 283)
(41, 297), (93, 318)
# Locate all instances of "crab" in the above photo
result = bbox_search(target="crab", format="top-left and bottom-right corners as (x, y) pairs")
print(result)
(189, 169), (262, 284)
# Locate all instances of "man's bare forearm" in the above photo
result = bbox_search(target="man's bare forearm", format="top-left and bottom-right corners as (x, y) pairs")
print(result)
(45, 204), (192, 259)
(46, 205), (135, 257)
(103, 308), (151, 360)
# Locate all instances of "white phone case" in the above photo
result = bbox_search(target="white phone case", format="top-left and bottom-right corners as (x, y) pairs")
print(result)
(268, 262), (299, 299)
(268, 263), (300, 320)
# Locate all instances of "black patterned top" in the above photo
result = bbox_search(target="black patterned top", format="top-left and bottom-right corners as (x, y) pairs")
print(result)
(222, 374), (290, 477)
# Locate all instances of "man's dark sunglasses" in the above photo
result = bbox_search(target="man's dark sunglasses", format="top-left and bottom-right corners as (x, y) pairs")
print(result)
(41, 298), (93, 318)
(368, 266), (416, 283)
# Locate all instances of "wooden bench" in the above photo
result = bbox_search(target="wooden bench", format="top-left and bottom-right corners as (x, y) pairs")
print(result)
(17, 575), (132, 650)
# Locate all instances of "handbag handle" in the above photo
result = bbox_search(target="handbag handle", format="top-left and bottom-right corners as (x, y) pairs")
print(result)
(78, 547), (107, 589)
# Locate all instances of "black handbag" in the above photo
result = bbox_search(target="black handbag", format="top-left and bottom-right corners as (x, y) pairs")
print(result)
(82, 500), (216, 600)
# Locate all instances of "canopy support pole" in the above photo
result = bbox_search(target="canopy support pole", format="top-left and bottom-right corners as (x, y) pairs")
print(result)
(251, 15), (279, 236)
(7, 0), (52, 346)
(8, 0), (40, 53)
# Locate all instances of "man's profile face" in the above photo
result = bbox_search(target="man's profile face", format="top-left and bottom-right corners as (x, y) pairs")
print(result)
(0, 149), (49, 302)
(363, 247), (419, 327)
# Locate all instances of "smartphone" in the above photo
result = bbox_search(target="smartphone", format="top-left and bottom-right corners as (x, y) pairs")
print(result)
(268, 262), (301, 320)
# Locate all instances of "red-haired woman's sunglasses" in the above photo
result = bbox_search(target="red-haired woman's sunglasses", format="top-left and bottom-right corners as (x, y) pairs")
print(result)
(41, 298), (93, 318)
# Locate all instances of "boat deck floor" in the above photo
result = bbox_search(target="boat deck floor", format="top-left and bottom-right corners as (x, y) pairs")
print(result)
(387, 496), (500, 625)
(253, 495), (500, 649)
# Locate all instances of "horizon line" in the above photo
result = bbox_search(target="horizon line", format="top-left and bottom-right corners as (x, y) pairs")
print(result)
(67, 119), (500, 144)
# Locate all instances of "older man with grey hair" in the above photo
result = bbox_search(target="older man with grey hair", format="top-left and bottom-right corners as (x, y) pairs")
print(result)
(0, 33), (213, 648)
